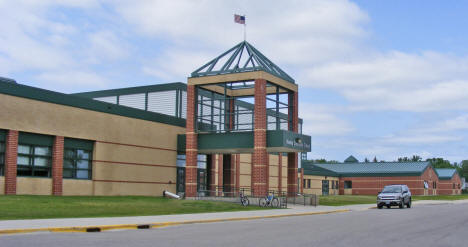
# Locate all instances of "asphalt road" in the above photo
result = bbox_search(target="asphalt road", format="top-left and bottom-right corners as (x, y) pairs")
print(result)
(3, 203), (468, 247)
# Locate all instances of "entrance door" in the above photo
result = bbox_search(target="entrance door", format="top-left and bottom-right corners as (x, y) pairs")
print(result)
(197, 169), (207, 195)
(176, 167), (185, 194)
(322, 180), (329, 195)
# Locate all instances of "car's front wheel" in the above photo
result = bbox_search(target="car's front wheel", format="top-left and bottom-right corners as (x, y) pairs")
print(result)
(406, 198), (412, 208)
(377, 204), (383, 209)
(399, 199), (404, 209)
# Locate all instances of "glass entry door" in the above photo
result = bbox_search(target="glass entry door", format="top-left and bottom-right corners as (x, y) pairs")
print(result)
(176, 167), (185, 194)
(322, 180), (329, 195)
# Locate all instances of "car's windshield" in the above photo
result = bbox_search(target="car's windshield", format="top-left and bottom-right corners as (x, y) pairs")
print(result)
(381, 186), (402, 193)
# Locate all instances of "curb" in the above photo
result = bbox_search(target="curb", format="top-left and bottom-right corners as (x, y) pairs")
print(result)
(0, 209), (350, 235)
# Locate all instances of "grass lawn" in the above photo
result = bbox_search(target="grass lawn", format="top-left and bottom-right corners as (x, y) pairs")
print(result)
(318, 195), (376, 206)
(412, 194), (468, 201)
(0, 195), (267, 220)
(319, 194), (468, 206)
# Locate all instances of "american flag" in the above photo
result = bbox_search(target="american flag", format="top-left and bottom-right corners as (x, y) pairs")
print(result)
(234, 14), (245, 24)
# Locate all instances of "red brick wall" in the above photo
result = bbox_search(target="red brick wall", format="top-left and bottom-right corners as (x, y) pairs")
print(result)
(287, 91), (298, 196)
(438, 173), (462, 195)
(52, 136), (64, 196)
(4, 130), (18, 195)
(217, 154), (223, 196)
(185, 85), (198, 197)
(252, 79), (268, 196)
(340, 167), (438, 196)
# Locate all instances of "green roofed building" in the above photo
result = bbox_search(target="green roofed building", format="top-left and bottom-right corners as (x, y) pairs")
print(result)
(0, 41), (311, 197)
(299, 161), (462, 196)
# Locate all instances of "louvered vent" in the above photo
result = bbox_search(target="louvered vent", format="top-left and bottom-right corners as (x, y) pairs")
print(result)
(148, 90), (176, 116)
(119, 93), (146, 110)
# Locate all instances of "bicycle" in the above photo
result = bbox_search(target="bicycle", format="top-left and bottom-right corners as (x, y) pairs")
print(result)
(240, 191), (249, 206)
(259, 193), (279, 207)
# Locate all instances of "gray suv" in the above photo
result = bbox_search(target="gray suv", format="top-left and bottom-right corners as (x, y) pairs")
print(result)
(377, 185), (412, 209)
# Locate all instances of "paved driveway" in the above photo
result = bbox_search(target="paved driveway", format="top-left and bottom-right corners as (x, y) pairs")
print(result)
(2, 202), (468, 247)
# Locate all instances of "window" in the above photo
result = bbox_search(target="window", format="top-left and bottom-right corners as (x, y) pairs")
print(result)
(64, 138), (94, 180)
(433, 181), (437, 189)
(303, 179), (306, 188)
(453, 183), (455, 189)
(307, 179), (311, 189)
(424, 181), (429, 189)
(63, 149), (92, 179)
(17, 144), (52, 177)
(344, 181), (352, 189)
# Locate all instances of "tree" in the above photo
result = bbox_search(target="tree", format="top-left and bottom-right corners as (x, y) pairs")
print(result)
(461, 160), (468, 179)
(364, 157), (369, 163)
(426, 158), (454, 169)
(411, 155), (422, 162)
(372, 156), (378, 163)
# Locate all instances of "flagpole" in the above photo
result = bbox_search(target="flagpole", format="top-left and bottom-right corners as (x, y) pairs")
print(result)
(244, 23), (246, 41)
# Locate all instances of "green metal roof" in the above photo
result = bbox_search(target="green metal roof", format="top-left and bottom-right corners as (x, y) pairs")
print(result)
(435, 169), (457, 180)
(191, 41), (295, 83)
(302, 161), (431, 177)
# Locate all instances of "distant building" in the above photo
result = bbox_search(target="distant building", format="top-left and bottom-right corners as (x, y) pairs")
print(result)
(344, 155), (359, 163)
(299, 161), (462, 196)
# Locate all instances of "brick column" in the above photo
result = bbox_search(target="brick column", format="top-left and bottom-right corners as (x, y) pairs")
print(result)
(52, 136), (64, 195)
(236, 154), (240, 192)
(287, 91), (299, 196)
(185, 85), (198, 197)
(4, 130), (18, 195)
(252, 79), (268, 197)
(222, 154), (233, 193)
(217, 154), (223, 196)
(278, 153), (282, 193)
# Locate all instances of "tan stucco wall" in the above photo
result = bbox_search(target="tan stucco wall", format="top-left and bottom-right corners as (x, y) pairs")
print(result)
(0, 176), (4, 195)
(63, 179), (93, 196)
(17, 177), (52, 195)
(302, 175), (339, 195)
(0, 93), (184, 196)
(94, 181), (174, 196)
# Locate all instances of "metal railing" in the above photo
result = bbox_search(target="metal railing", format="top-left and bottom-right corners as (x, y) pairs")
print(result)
(195, 187), (288, 208)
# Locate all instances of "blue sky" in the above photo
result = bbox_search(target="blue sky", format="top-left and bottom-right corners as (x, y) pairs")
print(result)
(1, 0), (467, 163)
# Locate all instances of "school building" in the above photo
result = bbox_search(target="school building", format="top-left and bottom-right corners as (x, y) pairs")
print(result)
(300, 159), (462, 196)
(0, 41), (311, 197)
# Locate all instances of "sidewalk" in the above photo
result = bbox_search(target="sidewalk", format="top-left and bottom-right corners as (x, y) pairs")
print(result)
(1, 199), (466, 235)
(0, 204), (358, 234)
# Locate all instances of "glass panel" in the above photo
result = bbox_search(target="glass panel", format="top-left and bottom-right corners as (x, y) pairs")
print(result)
(18, 145), (30, 154)
(17, 155), (29, 165)
(197, 161), (206, 169)
(77, 150), (90, 160)
(34, 146), (51, 156)
(34, 157), (49, 167)
(64, 149), (75, 159)
(17, 168), (32, 176)
(0, 154), (4, 164)
(76, 170), (89, 179)
(0, 142), (4, 152)
(33, 169), (49, 177)
(77, 160), (89, 169)
(63, 169), (74, 178)
(64, 159), (74, 169)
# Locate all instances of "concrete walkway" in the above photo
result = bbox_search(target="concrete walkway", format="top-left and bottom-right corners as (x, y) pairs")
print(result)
(1, 199), (467, 234)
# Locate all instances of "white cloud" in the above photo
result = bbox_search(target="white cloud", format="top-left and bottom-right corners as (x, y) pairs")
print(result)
(35, 71), (109, 92)
(299, 104), (353, 136)
(307, 51), (468, 112)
